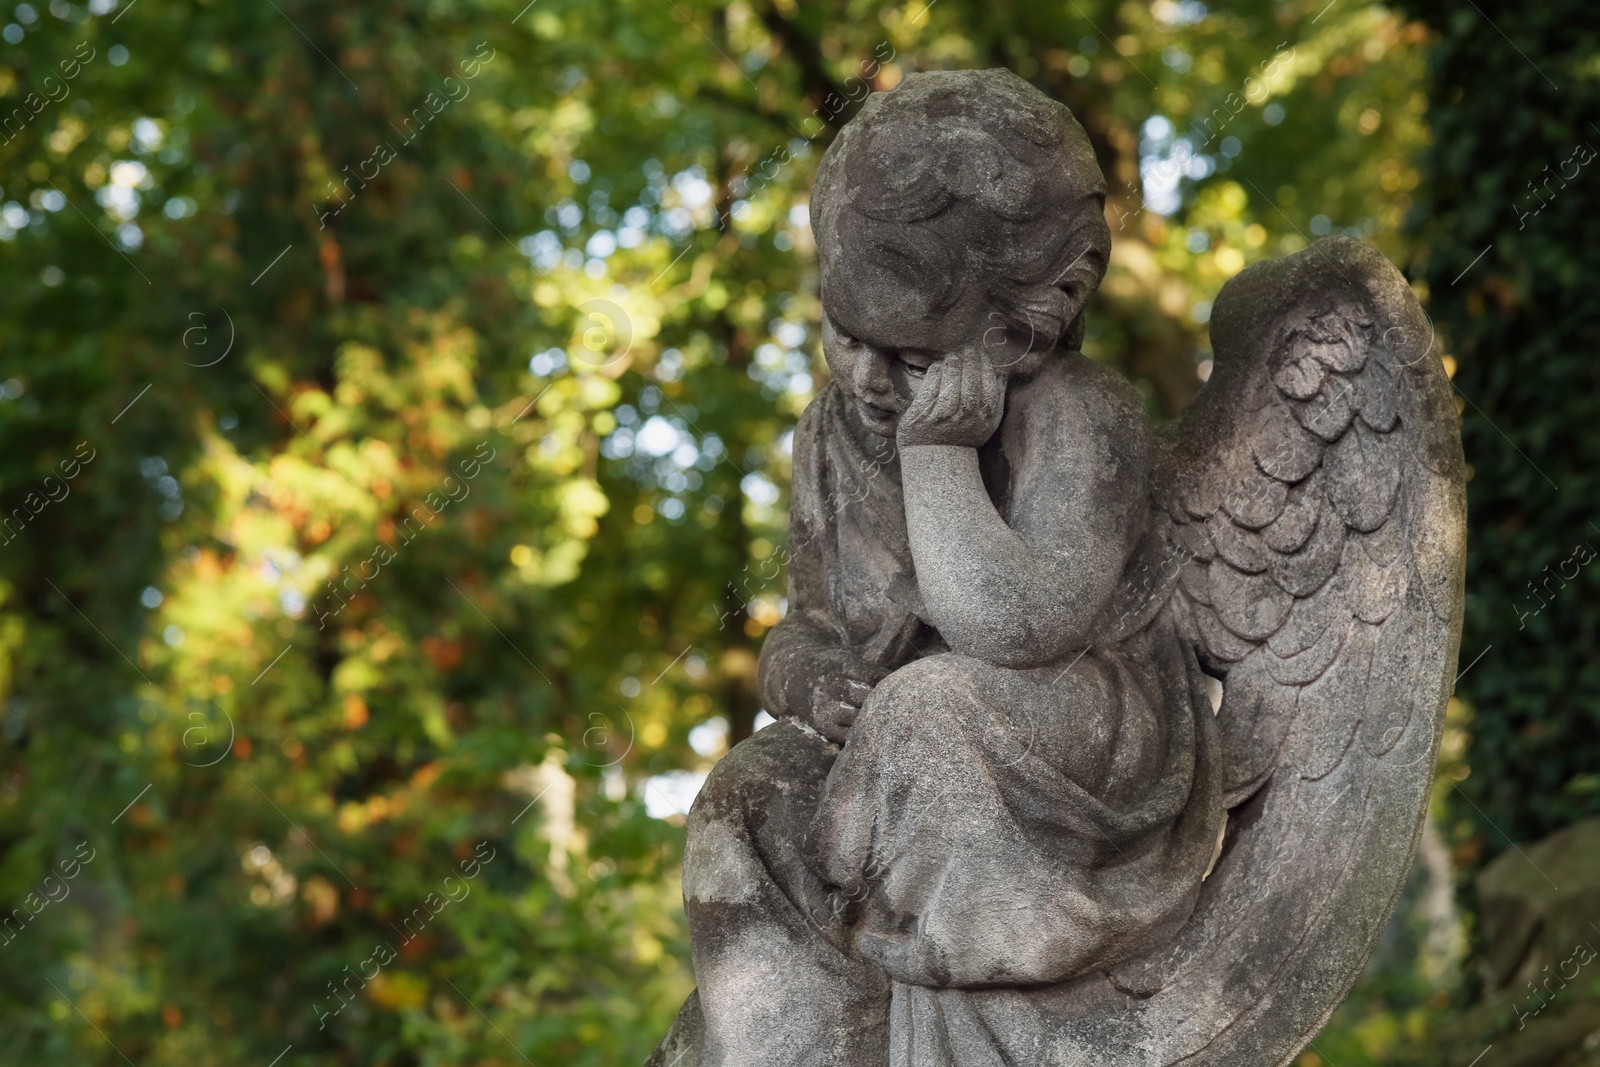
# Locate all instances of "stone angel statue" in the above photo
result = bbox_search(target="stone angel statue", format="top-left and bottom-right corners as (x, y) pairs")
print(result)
(647, 68), (1465, 1067)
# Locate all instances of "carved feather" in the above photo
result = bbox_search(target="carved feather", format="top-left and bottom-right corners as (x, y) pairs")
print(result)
(1251, 401), (1321, 483)
(1206, 509), (1269, 574)
(1210, 561), (1293, 642)
(1325, 420), (1401, 532)
(1266, 566), (1347, 658)
(1223, 463), (1289, 529)
(1267, 501), (1344, 598)
(1260, 468), (1323, 554)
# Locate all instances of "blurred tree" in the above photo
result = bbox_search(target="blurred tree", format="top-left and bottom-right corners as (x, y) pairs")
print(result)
(1393, 0), (1600, 855)
(0, 0), (1439, 1063)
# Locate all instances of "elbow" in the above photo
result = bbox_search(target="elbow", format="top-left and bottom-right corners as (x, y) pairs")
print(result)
(914, 556), (1112, 668)
(756, 630), (798, 717)
(928, 599), (1084, 669)
(757, 615), (822, 718)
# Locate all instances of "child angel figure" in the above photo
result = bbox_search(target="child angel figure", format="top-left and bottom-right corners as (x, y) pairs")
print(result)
(677, 69), (1223, 1066)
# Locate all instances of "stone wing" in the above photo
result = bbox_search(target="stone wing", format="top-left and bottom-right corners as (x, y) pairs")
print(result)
(1082, 235), (1466, 1064)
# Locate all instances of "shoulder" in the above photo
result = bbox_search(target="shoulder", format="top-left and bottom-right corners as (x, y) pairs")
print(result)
(794, 381), (845, 456)
(1004, 353), (1152, 470)
(789, 382), (844, 516)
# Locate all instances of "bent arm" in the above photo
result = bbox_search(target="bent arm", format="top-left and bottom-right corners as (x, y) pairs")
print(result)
(756, 400), (840, 720)
(758, 608), (843, 719)
(754, 389), (886, 734)
(901, 363), (1150, 667)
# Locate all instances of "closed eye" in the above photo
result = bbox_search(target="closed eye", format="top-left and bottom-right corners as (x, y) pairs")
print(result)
(894, 351), (935, 376)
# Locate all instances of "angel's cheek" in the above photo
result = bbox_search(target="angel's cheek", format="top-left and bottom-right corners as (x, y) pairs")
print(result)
(821, 346), (860, 399)
(885, 362), (925, 408)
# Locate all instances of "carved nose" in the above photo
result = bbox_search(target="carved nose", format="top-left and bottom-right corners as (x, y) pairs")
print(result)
(853, 352), (891, 399)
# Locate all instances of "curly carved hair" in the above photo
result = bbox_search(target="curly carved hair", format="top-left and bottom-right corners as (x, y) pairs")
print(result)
(813, 68), (1111, 351)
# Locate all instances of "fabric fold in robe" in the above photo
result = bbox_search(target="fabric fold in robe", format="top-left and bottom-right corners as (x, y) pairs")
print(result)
(685, 627), (1221, 1066)
(681, 383), (1223, 1067)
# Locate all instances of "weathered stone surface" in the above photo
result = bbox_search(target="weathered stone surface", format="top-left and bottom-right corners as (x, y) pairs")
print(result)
(1422, 818), (1600, 1067)
(649, 67), (1466, 1067)
(1478, 817), (1600, 997)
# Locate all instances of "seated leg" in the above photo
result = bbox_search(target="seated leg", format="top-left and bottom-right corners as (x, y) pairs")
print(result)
(684, 719), (892, 1066)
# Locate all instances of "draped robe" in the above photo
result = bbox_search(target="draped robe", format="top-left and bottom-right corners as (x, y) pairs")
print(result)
(670, 357), (1224, 1067)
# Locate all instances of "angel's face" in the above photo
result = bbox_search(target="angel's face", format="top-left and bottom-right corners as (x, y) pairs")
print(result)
(821, 274), (1052, 439)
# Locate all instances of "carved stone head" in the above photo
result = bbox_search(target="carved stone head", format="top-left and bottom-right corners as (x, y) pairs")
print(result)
(812, 68), (1112, 436)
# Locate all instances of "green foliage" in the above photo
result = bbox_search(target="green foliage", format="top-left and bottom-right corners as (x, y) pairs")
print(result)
(1392, 0), (1600, 852)
(0, 0), (1477, 1063)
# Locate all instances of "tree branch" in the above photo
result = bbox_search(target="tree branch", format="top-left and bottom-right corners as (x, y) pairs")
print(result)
(755, 1), (854, 135)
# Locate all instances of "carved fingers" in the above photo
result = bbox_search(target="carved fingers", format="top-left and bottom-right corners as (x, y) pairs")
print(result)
(897, 358), (945, 442)
(896, 351), (1006, 448)
(809, 675), (875, 743)
(809, 678), (865, 743)
(805, 650), (886, 743)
